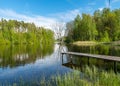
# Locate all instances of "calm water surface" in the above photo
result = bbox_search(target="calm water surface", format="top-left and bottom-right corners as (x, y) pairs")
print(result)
(0, 43), (120, 85)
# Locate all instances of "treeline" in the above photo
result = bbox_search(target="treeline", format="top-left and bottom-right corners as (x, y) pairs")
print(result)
(0, 19), (54, 44)
(65, 8), (120, 43)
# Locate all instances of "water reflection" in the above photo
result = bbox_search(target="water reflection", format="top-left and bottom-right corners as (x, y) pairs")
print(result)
(67, 44), (120, 56)
(1, 43), (120, 85)
(0, 43), (54, 68)
(63, 44), (120, 73)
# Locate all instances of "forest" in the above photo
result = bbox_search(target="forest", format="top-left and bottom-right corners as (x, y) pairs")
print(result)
(0, 19), (54, 44)
(65, 8), (120, 43)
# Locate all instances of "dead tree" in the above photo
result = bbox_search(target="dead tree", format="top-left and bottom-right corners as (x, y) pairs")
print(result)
(53, 22), (66, 44)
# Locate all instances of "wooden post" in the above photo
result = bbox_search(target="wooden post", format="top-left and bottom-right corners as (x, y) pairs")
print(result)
(114, 61), (117, 74)
(62, 54), (64, 64)
(88, 57), (89, 66)
(70, 55), (73, 64)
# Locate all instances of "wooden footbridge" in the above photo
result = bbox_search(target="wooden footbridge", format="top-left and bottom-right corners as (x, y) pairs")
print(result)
(61, 52), (120, 62)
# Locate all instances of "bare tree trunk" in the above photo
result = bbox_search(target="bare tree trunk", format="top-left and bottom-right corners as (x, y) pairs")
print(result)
(52, 22), (65, 44)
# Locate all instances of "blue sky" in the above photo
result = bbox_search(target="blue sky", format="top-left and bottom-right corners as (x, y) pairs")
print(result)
(0, 0), (120, 28)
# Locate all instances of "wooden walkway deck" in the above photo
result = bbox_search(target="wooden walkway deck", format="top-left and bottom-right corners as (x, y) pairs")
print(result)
(61, 52), (120, 62)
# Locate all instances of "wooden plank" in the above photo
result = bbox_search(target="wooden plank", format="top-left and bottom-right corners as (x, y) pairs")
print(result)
(61, 52), (120, 62)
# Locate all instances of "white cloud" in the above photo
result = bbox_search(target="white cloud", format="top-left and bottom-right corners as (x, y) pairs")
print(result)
(60, 9), (80, 21)
(0, 8), (81, 29)
(0, 8), (93, 30)
(0, 9), (57, 29)
(99, 7), (104, 11)
(50, 7), (95, 22)
(50, 9), (81, 22)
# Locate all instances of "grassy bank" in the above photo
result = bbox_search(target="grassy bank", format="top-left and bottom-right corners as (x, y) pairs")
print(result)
(3, 66), (120, 86)
(72, 41), (99, 46)
(71, 40), (120, 46)
(52, 66), (120, 86)
(110, 41), (120, 46)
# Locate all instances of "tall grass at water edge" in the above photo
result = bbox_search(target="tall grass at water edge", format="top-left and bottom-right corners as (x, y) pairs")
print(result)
(1, 66), (120, 86)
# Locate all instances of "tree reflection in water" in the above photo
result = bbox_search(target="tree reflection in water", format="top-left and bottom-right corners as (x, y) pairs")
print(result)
(62, 44), (120, 73)
(0, 43), (54, 68)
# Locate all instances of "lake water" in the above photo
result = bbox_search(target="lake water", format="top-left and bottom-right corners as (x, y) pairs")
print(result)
(0, 43), (120, 85)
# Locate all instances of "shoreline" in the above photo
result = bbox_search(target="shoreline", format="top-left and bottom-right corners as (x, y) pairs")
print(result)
(71, 41), (120, 46)
(72, 41), (99, 46)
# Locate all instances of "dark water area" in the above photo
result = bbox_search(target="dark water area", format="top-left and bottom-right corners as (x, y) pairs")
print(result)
(64, 44), (120, 72)
(0, 43), (120, 85)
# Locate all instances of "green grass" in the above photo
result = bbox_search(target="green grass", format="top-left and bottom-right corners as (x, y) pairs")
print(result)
(38, 66), (120, 86)
(53, 66), (120, 86)
(51, 67), (120, 86)
(1, 66), (120, 86)
(72, 41), (99, 46)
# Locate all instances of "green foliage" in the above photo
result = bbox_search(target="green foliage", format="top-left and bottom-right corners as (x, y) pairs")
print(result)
(65, 36), (74, 43)
(4, 66), (120, 86)
(100, 31), (110, 42)
(52, 66), (120, 86)
(0, 19), (54, 44)
(66, 8), (120, 43)
(0, 43), (54, 68)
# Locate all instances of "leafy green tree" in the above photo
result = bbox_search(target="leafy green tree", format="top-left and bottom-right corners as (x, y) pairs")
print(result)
(73, 14), (81, 41)
(0, 19), (54, 44)
(65, 8), (120, 43)
(81, 14), (98, 41)
(65, 21), (74, 43)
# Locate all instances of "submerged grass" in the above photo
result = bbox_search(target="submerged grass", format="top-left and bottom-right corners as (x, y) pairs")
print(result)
(52, 66), (120, 86)
(1, 66), (120, 86)
(38, 66), (120, 86)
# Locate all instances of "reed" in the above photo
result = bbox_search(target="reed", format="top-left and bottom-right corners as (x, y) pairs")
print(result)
(1, 66), (120, 86)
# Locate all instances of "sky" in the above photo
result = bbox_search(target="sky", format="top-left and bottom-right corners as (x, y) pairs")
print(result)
(0, 0), (120, 28)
